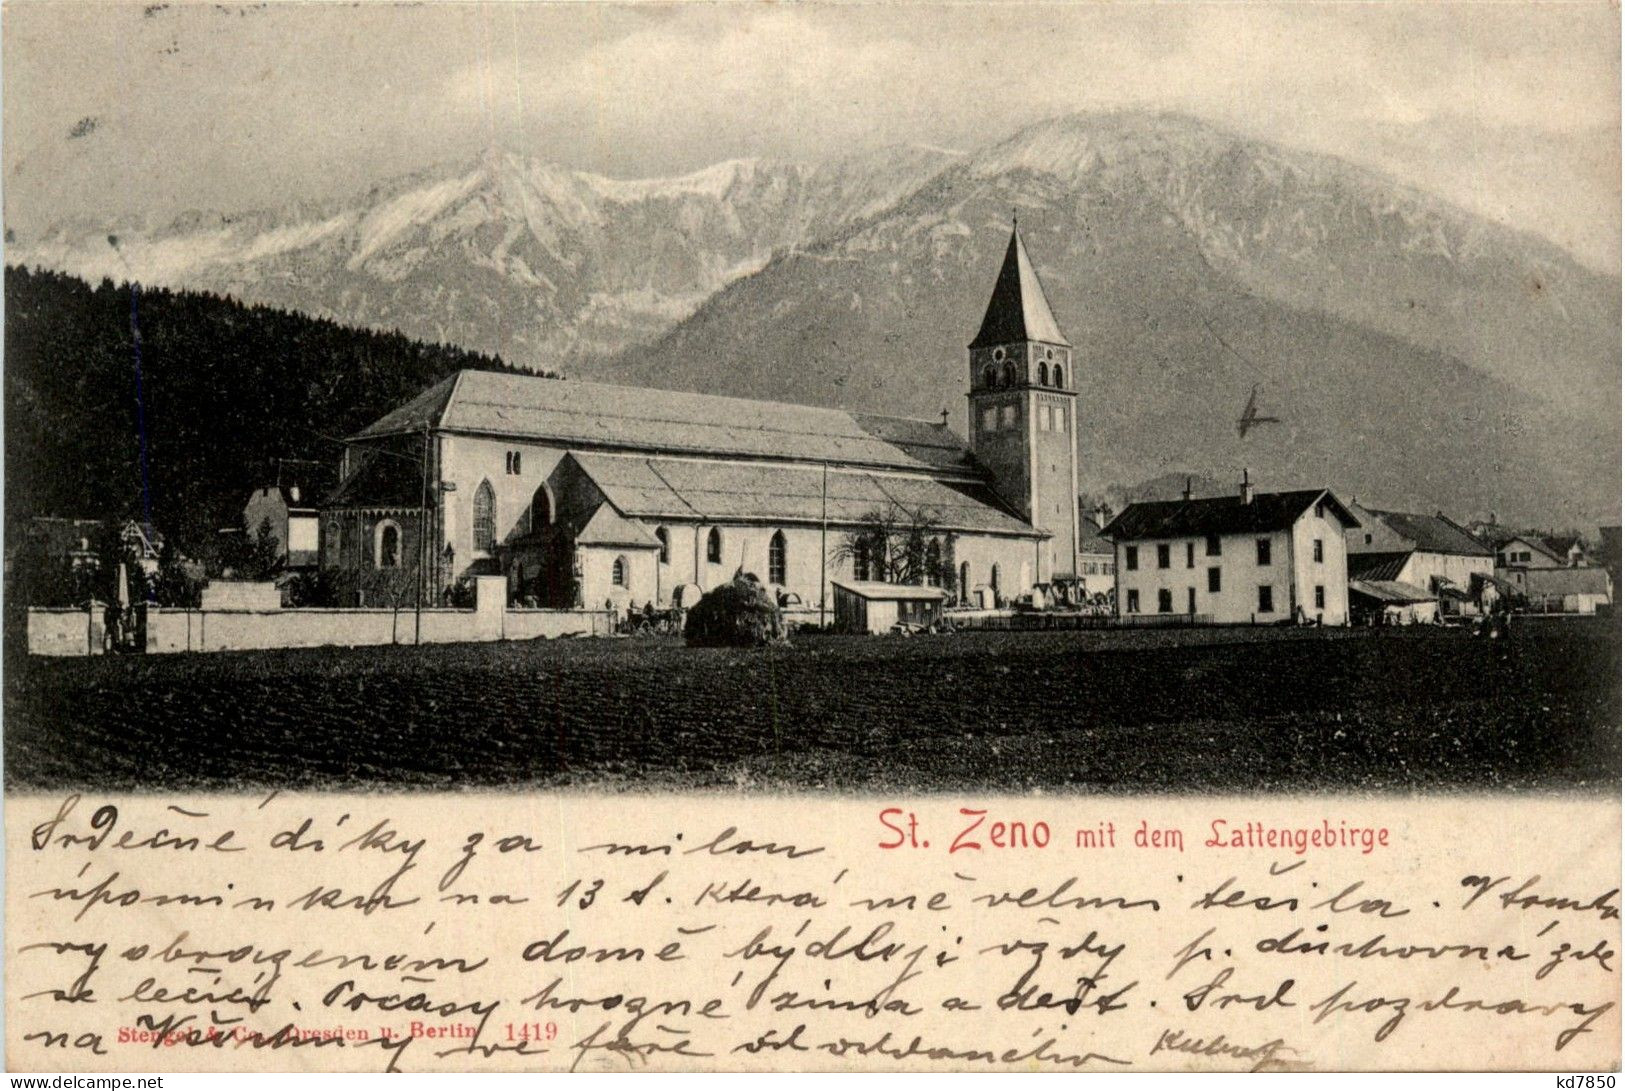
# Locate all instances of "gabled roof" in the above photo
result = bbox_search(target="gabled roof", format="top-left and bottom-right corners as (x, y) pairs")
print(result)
(1102, 489), (1358, 541)
(968, 225), (1071, 349)
(1348, 551), (1411, 582)
(1356, 508), (1492, 557)
(350, 371), (980, 477)
(1499, 535), (1566, 564)
(1541, 535), (1585, 559)
(831, 580), (948, 601)
(568, 452), (1039, 538)
(1349, 579), (1437, 605)
(324, 449), (424, 509)
(1077, 522), (1114, 556)
(573, 504), (661, 550)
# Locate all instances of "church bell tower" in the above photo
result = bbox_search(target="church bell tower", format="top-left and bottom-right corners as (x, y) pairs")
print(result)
(967, 221), (1080, 580)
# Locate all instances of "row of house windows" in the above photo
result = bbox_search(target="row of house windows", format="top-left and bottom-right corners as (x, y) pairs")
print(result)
(979, 361), (1067, 390)
(1123, 583), (1325, 614)
(1123, 536), (1325, 570)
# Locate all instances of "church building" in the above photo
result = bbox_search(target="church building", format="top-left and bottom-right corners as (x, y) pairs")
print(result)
(320, 224), (1083, 614)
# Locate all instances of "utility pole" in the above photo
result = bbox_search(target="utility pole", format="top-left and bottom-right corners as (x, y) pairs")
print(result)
(416, 420), (430, 644)
(819, 462), (829, 628)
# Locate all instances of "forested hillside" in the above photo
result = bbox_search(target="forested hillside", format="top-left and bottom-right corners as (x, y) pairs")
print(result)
(4, 266), (525, 553)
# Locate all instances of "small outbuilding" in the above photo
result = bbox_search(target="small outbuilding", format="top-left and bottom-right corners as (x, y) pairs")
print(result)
(831, 580), (947, 635)
(1348, 579), (1439, 626)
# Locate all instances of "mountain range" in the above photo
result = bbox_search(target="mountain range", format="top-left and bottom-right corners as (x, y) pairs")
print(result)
(9, 110), (1619, 525)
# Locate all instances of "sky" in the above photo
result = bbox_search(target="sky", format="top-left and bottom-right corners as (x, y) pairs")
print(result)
(3, 1), (1620, 271)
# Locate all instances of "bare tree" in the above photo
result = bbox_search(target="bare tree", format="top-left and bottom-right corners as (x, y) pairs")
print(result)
(831, 501), (956, 592)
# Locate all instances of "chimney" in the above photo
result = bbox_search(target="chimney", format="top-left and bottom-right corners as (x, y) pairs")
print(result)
(1239, 468), (1254, 506)
(1182, 476), (1194, 502)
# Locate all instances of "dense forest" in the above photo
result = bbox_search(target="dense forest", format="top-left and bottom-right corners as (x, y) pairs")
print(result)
(5, 266), (529, 555)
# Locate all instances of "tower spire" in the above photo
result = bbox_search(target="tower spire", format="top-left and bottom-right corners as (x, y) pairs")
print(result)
(968, 222), (1070, 350)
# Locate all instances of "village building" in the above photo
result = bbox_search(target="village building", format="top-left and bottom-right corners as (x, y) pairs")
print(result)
(1345, 504), (1497, 618)
(830, 580), (947, 635)
(1102, 474), (1359, 625)
(1076, 505), (1117, 602)
(243, 484), (320, 570)
(1493, 534), (1566, 570)
(1502, 561), (1613, 614)
(320, 224), (1080, 614)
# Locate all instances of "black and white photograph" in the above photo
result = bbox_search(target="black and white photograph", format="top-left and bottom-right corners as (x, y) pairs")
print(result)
(2, 1), (1620, 1076)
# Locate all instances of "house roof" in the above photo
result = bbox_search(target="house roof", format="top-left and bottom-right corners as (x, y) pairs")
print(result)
(1349, 579), (1437, 605)
(1348, 551), (1411, 582)
(1499, 535), (1566, 564)
(969, 226), (1071, 349)
(351, 370), (981, 477)
(831, 579), (948, 601)
(1354, 508), (1492, 556)
(248, 484), (318, 515)
(1541, 535), (1585, 559)
(1102, 489), (1358, 541)
(1078, 522), (1114, 556)
(1520, 566), (1612, 597)
(568, 452), (1040, 538)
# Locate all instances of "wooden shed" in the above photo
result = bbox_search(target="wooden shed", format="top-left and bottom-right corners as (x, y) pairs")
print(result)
(830, 580), (947, 634)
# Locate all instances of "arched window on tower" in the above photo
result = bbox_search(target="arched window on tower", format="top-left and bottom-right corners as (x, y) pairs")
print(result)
(1002, 362), (1017, 387)
(706, 527), (723, 564)
(1038, 362), (1050, 386)
(655, 526), (670, 564)
(473, 480), (496, 554)
(768, 530), (787, 586)
(1053, 363), (1065, 388)
(982, 364), (996, 389)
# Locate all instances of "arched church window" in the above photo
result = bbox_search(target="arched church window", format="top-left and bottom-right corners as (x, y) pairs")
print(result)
(982, 365), (996, 389)
(990, 563), (1001, 596)
(958, 561), (970, 599)
(530, 483), (552, 531)
(1002, 362), (1017, 387)
(1038, 362), (1050, 386)
(655, 527), (670, 564)
(768, 530), (787, 586)
(1053, 364), (1065, 388)
(706, 527), (722, 564)
(375, 520), (401, 569)
(473, 480), (496, 553)
(612, 555), (628, 588)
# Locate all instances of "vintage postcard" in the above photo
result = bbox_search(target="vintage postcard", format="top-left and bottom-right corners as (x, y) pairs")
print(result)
(2, 0), (1620, 1075)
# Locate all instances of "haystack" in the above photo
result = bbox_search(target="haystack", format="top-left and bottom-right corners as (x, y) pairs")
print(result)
(684, 572), (787, 647)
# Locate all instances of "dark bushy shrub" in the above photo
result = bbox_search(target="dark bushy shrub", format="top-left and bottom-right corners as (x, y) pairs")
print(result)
(684, 573), (787, 647)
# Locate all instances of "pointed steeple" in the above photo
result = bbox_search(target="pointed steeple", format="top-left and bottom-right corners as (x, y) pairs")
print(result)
(969, 222), (1071, 349)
